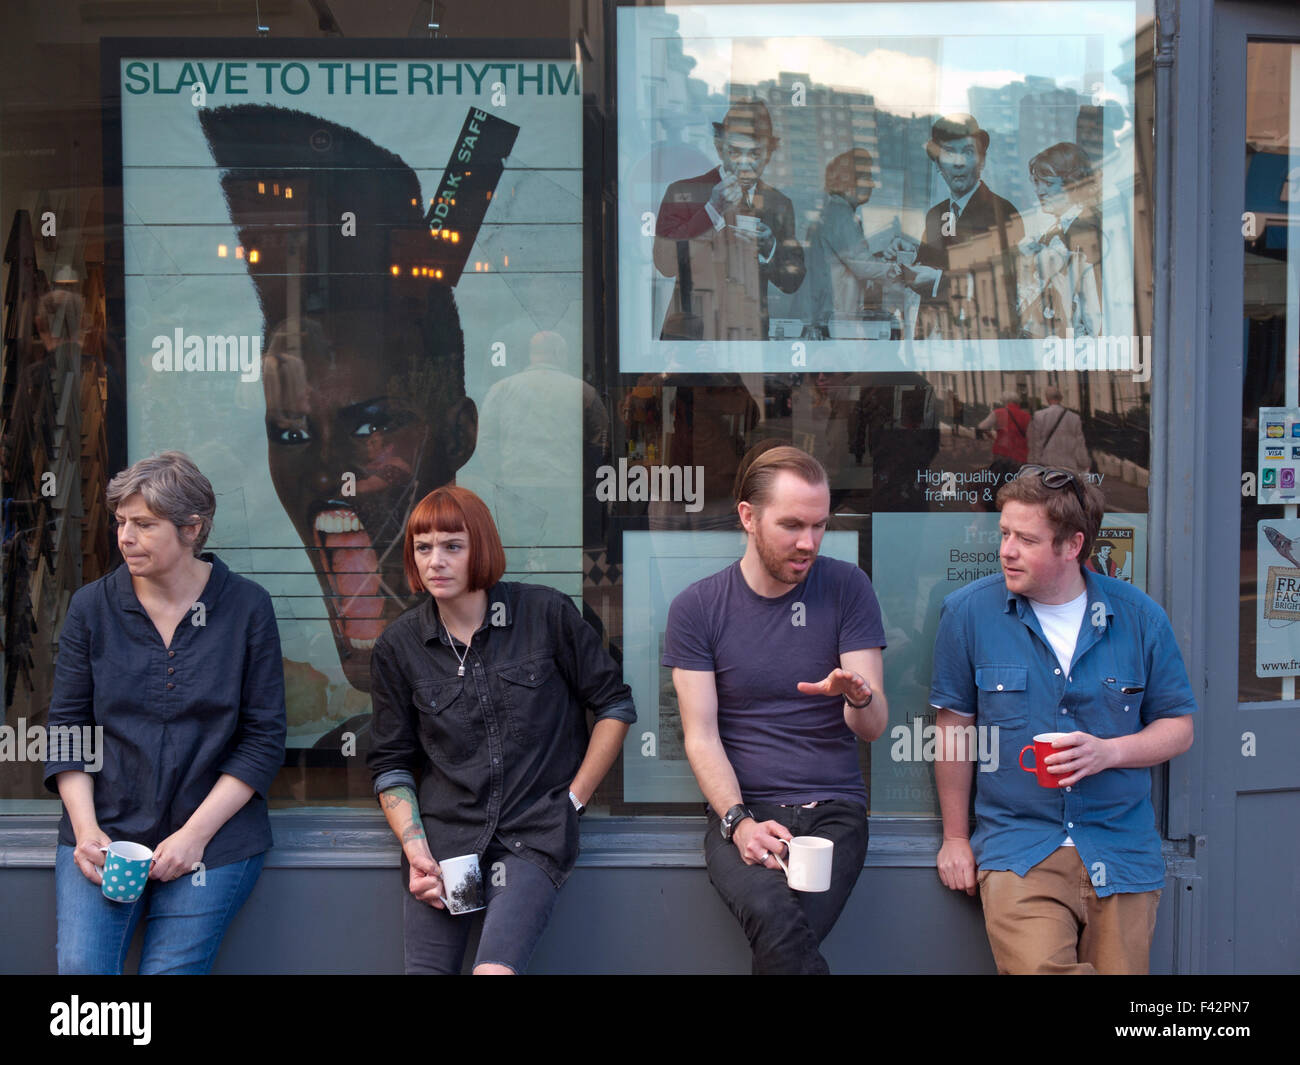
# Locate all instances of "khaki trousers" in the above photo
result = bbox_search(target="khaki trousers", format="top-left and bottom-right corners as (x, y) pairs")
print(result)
(978, 846), (1161, 974)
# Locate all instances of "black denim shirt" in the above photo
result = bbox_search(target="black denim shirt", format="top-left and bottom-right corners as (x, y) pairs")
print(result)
(367, 582), (635, 886)
(44, 555), (287, 867)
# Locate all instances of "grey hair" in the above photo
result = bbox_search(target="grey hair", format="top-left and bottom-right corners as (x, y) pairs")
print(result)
(106, 451), (216, 556)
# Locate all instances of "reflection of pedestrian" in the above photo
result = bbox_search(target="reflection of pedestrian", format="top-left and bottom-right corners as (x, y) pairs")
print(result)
(472, 331), (608, 546)
(1017, 143), (1104, 338)
(653, 99), (805, 341)
(804, 149), (899, 335)
(1027, 387), (1090, 471)
(862, 374), (940, 510)
(979, 392), (1030, 480)
(660, 370), (759, 528)
(900, 114), (1024, 340)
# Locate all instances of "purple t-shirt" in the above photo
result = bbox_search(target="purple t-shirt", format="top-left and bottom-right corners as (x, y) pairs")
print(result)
(662, 556), (886, 807)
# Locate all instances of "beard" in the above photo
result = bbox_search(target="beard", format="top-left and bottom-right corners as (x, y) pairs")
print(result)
(753, 523), (815, 587)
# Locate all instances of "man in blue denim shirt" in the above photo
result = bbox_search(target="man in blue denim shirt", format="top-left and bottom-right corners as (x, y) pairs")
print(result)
(929, 467), (1195, 973)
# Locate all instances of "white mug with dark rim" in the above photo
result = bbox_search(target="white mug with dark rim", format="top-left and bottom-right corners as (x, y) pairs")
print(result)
(773, 836), (834, 892)
(438, 853), (486, 915)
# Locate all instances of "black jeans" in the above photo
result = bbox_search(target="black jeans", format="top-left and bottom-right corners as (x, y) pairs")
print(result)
(401, 847), (559, 974)
(703, 800), (868, 974)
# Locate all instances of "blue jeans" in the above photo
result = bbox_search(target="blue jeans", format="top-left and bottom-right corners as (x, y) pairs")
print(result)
(402, 848), (559, 974)
(704, 800), (868, 974)
(55, 844), (264, 974)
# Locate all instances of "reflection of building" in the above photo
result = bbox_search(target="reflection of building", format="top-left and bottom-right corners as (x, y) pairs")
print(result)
(968, 76), (1088, 209)
(874, 110), (938, 212)
(741, 73), (880, 225)
(640, 11), (725, 148)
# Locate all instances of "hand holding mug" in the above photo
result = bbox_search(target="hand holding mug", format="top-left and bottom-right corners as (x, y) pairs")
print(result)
(889, 234), (920, 266)
(709, 171), (744, 215)
(772, 836), (834, 892)
(72, 829), (113, 886)
(406, 842), (446, 909)
(1028, 730), (1113, 786)
(733, 817), (793, 868)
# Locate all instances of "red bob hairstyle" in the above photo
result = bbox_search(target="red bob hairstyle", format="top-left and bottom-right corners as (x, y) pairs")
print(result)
(402, 486), (507, 595)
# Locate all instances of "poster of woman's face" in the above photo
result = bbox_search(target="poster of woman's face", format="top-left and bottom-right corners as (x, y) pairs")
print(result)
(113, 47), (583, 744)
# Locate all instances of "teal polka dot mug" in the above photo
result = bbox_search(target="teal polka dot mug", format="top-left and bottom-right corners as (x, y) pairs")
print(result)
(99, 841), (154, 903)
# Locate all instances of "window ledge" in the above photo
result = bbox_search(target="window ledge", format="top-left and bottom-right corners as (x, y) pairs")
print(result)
(0, 811), (1198, 873)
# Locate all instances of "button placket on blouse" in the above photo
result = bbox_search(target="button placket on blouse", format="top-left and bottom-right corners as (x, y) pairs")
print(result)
(469, 643), (505, 852)
(162, 605), (193, 694)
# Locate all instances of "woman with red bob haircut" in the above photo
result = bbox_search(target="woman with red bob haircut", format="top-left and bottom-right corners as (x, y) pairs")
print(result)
(400, 486), (507, 596)
(367, 486), (635, 974)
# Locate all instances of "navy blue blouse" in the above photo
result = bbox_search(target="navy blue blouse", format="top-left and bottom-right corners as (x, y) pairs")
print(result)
(44, 554), (287, 868)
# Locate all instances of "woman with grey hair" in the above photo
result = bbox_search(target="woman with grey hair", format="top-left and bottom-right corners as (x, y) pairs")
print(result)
(44, 451), (286, 974)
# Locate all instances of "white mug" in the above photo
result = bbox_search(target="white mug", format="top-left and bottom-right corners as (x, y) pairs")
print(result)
(438, 853), (486, 915)
(773, 836), (834, 892)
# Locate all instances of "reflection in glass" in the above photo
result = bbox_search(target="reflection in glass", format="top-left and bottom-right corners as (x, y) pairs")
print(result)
(1239, 41), (1300, 702)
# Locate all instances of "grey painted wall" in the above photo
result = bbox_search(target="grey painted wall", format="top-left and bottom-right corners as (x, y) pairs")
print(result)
(2, 847), (1185, 975)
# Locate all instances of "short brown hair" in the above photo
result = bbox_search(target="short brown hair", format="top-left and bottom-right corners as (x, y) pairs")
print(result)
(995, 466), (1104, 560)
(734, 443), (828, 509)
(106, 451), (215, 556)
(403, 486), (506, 595)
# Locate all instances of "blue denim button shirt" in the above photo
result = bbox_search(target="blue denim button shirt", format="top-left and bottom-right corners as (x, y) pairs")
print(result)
(44, 555), (287, 868)
(929, 569), (1196, 895)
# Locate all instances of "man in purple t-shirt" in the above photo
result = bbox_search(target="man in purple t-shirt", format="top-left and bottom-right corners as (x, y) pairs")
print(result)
(663, 445), (888, 973)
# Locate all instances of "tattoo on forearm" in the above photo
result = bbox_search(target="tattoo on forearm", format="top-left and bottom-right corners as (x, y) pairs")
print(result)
(380, 786), (425, 842)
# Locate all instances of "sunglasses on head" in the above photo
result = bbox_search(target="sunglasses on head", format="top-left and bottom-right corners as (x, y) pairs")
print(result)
(1015, 464), (1088, 511)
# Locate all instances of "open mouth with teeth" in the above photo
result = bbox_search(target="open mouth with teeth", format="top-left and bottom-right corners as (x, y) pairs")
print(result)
(313, 505), (406, 660)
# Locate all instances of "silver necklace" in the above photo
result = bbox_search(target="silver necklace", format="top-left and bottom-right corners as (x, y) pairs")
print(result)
(442, 621), (471, 677)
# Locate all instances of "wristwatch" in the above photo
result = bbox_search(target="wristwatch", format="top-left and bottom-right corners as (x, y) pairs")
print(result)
(720, 803), (753, 840)
(845, 690), (873, 710)
(569, 790), (586, 816)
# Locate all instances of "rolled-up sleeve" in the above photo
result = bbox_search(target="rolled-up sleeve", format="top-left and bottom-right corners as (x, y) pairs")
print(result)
(367, 636), (423, 795)
(43, 595), (94, 786)
(558, 596), (635, 725)
(928, 598), (977, 717)
(1139, 606), (1198, 723)
(219, 592), (287, 798)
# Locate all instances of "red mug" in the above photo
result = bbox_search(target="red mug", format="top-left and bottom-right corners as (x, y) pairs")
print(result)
(1019, 732), (1069, 787)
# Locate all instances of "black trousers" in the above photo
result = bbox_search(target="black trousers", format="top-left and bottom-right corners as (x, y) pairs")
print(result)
(703, 800), (868, 974)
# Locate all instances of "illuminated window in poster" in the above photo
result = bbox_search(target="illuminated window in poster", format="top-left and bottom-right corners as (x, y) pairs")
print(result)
(113, 46), (583, 752)
(617, 1), (1141, 375)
